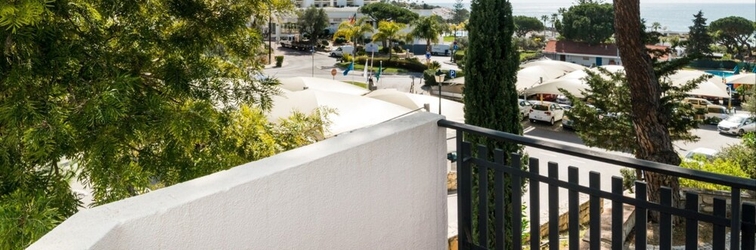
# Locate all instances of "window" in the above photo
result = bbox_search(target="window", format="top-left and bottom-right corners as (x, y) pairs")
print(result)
(707, 107), (726, 114)
(533, 104), (550, 111)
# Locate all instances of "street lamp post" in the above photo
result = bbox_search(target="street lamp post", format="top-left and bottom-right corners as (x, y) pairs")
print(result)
(435, 73), (445, 115)
(311, 46), (315, 77)
(268, 5), (272, 64)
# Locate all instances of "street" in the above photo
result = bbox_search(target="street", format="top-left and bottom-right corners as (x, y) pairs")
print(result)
(264, 45), (745, 220)
(263, 45), (460, 94)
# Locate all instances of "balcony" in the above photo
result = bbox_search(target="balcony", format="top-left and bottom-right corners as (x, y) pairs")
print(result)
(29, 113), (756, 249)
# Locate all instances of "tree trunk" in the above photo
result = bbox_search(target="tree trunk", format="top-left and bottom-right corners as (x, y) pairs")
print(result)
(613, 0), (682, 223)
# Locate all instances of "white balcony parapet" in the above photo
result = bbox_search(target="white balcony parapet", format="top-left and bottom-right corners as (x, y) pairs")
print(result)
(29, 112), (447, 250)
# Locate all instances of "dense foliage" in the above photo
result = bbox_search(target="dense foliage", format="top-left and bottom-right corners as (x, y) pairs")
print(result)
(710, 16), (755, 60)
(0, 0), (337, 248)
(686, 11), (714, 56)
(298, 6), (329, 44)
(359, 2), (419, 24)
(513, 16), (545, 37)
(408, 15), (447, 53)
(450, 0), (470, 24)
(463, 0), (521, 247)
(372, 21), (406, 60)
(556, 0), (614, 45)
(561, 62), (703, 154)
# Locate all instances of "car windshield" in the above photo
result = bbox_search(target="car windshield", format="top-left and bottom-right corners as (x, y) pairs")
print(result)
(724, 116), (744, 123)
(685, 152), (715, 161)
(533, 104), (550, 111)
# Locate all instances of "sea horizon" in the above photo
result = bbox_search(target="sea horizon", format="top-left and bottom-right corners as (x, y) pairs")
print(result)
(427, 1), (756, 33)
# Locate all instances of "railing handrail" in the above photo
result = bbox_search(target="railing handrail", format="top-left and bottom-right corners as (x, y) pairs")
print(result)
(438, 119), (756, 190)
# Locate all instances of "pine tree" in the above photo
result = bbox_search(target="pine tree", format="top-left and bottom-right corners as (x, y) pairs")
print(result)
(687, 11), (714, 56)
(463, 0), (521, 247)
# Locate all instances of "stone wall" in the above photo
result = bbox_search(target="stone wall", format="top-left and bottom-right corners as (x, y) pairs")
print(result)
(683, 188), (756, 216)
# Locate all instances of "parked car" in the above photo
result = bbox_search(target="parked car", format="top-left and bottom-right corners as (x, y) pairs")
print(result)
(556, 95), (572, 105)
(529, 101), (565, 125)
(330, 45), (354, 57)
(682, 147), (719, 162)
(717, 113), (756, 136)
(431, 44), (451, 56)
(518, 99), (533, 120)
(704, 106), (729, 124)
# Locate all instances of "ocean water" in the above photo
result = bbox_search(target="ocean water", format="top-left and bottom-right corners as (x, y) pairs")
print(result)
(428, 2), (756, 33)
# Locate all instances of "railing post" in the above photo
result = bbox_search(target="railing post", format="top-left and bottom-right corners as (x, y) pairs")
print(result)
(457, 130), (472, 250)
(742, 202), (756, 250)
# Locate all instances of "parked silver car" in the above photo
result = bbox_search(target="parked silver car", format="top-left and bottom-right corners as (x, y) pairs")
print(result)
(717, 113), (755, 136)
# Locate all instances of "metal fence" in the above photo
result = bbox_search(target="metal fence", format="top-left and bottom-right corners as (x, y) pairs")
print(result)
(438, 119), (756, 250)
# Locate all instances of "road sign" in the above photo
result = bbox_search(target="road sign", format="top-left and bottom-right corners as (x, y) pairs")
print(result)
(453, 44), (458, 50)
(425, 52), (431, 59)
(330, 68), (337, 79)
(449, 69), (456, 78)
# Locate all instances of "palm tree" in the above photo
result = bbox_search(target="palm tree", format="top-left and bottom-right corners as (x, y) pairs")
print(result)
(408, 15), (445, 54)
(550, 13), (558, 37)
(372, 21), (407, 60)
(651, 22), (661, 32)
(540, 15), (549, 34)
(332, 16), (374, 52)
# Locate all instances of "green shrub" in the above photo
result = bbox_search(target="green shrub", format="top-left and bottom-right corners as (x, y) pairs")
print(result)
(679, 158), (750, 191)
(718, 132), (756, 178)
(320, 40), (330, 46)
(274, 55), (284, 67)
(619, 168), (637, 192)
(334, 36), (347, 44)
(351, 56), (427, 72)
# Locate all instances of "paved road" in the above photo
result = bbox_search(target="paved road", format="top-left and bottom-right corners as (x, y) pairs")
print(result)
(263, 45), (460, 94)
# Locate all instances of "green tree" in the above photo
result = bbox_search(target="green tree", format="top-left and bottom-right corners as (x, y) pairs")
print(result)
(359, 2), (419, 24)
(298, 6), (329, 46)
(613, 0), (693, 222)
(651, 21), (661, 32)
(513, 15), (545, 37)
(463, 0), (521, 247)
(333, 17), (375, 48)
(0, 0), (336, 248)
(557, 1), (614, 44)
(450, 0), (470, 24)
(710, 16), (755, 60)
(687, 11), (714, 56)
(372, 21), (406, 60)
(409, 15), (446, 53)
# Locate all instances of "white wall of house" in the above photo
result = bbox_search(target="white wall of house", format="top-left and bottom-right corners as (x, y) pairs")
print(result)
(29, 113), (448, 250)
(562, 54), (621, 67)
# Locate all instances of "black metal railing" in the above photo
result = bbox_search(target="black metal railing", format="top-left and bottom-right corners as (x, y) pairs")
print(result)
(438, 119), (756, 250)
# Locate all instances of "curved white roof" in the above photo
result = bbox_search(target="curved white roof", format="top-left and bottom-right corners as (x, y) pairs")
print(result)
(365, 89), (465, 123)
(520, 59), (586, 73)
(278, 77), (370, 96)
(267, 89), (412, 136)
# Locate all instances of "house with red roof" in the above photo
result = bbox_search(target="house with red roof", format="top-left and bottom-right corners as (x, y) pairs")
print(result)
(542, 40), (670, 67)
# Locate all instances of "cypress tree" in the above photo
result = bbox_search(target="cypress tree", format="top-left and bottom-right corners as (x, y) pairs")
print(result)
(463, 0), (521, 247)
(687, 11), (713, 56)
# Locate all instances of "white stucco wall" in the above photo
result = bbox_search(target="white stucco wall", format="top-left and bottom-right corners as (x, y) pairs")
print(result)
(29, 113), (447, 250)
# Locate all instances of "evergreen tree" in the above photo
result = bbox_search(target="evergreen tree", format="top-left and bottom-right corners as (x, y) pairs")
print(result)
(687, 11), (714, 56)
(463, 0), (521, 247)
(450, 0), (470, 24)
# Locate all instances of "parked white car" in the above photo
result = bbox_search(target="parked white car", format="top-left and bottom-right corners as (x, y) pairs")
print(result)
(682, 147), (719, 162)
(717, 113), (755, 136)
(529, 101), (565, 125)
(518, 99), (532, 120)
(704, 106), (729, 124)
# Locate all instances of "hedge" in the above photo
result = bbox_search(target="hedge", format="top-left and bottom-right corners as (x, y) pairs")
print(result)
(350, 56), (428, 72)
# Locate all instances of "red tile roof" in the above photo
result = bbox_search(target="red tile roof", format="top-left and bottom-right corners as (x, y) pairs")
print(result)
(544, 40), (670, 60)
